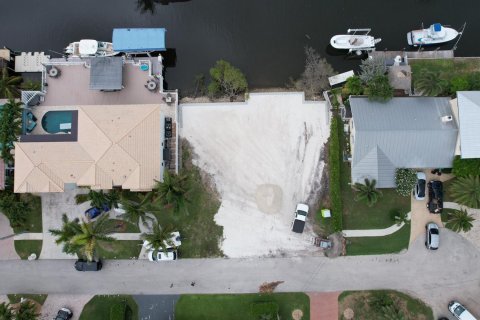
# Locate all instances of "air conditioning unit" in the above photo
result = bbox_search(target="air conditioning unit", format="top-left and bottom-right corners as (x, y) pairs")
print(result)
(47, 66), (60, 78)
(145, 80), (157, 91)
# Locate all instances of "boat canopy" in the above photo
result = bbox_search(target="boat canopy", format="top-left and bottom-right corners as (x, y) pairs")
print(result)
(433, 23), (442, 32)
(112, 28), (167, 52)
(79, 40), (99, 55)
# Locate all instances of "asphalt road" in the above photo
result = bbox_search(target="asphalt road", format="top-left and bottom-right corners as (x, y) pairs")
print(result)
(1, 230), (479, 318)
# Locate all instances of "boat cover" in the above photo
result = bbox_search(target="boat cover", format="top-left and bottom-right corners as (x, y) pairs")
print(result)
(433, 23), (442, 32)
(113, 28), (167, 52)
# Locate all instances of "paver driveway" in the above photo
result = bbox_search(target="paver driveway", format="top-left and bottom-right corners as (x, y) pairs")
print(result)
(0, 230), (478, 318)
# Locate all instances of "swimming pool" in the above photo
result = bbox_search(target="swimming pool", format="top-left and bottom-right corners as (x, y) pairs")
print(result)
(41, 111), (73, 134)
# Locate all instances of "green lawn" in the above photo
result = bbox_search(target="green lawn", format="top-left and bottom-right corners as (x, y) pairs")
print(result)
(95, 240), (142, 259)
(346, 224), (410, 255)
(105, 219), (140, 233)
(79, 295), (138, 320)
(13, 194), (42, 233)
(341, 162), (411, 230)
(175, 293), (309, 320)
(8, 294), (47, 305)
(143, 140), (223, 258)
(14, 240), (42, 259)
(339, 290), (433, 320)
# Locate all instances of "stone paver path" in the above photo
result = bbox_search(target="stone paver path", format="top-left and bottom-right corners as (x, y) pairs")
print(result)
(308, 292), (340, 320)
(0, 213), (19, 260)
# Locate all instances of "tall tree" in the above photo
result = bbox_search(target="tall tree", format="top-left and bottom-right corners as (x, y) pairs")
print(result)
(0, 302), (13, 320)
(415, 69), (447, 96)
(208, 60), (248, 100)
(446, 209), (475, 233)
(15, 300), (38, 320)
(0, 68), (22, 99)
(0, 99), (23, 163)
(352, 178), (382, 207)
(152, 170), (191, 212)
(49, 214), (82, 255)
(70, 214), (116, 262)
(119, 195), (154, 226)
(451, 176), (480, 209)
(141, 223), (176, 253)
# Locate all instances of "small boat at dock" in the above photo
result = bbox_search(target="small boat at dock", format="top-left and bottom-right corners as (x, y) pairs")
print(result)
(64, 39), (117, 57)
(407, 23), (459, 46)
(330, 28), (381, 55)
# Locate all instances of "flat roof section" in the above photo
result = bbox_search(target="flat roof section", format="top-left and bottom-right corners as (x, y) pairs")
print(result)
(90, 57), (123, 91)
(113, 28), (167, 52)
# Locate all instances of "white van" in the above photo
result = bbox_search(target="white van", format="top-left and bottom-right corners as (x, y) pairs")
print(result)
(449, 301), (477, 320)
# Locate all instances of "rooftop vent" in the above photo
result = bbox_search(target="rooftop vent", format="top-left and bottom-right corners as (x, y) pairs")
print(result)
(47, 66), (60, 78)
(441, 115), (453, 123)
(145, 80), (157, 91)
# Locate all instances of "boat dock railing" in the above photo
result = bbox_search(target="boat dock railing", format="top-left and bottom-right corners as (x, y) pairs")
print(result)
(370, 50), (454, 61)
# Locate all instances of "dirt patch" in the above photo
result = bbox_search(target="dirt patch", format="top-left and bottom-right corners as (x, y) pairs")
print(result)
(255, 184), (283, 214)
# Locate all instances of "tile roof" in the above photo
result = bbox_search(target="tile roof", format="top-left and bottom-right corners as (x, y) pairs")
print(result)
(14, 104), (162, 193)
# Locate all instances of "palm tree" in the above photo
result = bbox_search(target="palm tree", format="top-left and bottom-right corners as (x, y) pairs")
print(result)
(415, 69), (447, 96)
(15, 300), (39, 320)
(70, 214), (116, 262)
(446, 209), (475, 233)
(0, 302), (13, 320)
(141, 223), (175, 253)
(352, 178), (382, 207)
(49, 214), (82, 255)
(119, 195), (154, 227)
(451, 176), (480, 209)
(0, 68), (22, 98)
(75, 189), (120, 209)
(152, 171), (191, 211)
(0, 99), (23, 162)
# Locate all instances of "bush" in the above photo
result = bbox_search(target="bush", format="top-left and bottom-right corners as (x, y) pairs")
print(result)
(0, 191), (29, 227)
(342, 75), (364, 96)
(251, 301), (279, 320)
(468, 72), (480, 90)
(329, 115), (343, 231)
(110, 301), (127, 320)
(359, 57), (386, 83)
(452, 156), (480, 177)
(365, 75), (393, 102)
(395, 168), (417, 197)
(450, 76), (470, 93)
(208, 60), (248, 100)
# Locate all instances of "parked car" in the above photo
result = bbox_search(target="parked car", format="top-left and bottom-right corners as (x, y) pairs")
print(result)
(54, 307), (73, 320)
(448, 301), (477, 320)
(427, 180), (443, 213)
(74, 259), (102, 271)
(84, 203), (110, 220)
(291, 203), (309, 233)
(143, 231), (181, 251)
(148, 249), (177, 262)
(414, 172), (427, 200)
(425, 222), (439, 250)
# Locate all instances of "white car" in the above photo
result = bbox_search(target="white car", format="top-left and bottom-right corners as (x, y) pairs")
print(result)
(448, 301), (477, 320)
(148, 249), (177, 262)
(143, 231), (181, 251)
(292, 203), (309, 233)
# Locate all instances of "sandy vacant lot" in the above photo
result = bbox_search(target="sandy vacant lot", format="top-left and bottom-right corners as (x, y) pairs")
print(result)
(180, 92), (329, 257)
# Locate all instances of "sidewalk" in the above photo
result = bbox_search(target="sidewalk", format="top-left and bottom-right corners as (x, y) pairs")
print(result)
(342, 213), (410, 237)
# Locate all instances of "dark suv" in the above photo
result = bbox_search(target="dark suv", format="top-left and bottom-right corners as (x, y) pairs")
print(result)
(427, 180), (443, 214)
(54, 308), (73, 320)
(74, 259), (102, 271)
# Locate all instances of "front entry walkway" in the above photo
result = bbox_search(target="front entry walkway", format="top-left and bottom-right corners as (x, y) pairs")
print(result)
(308, 292), (340, 320)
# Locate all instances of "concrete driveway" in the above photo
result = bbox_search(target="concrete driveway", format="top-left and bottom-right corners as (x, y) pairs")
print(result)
(0, 212), (19, 260)
(181, 92), (329, 257)
(0, 230), (478, 318)
(40, 294), (93, 320)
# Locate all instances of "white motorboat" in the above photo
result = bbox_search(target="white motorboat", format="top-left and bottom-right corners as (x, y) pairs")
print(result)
(330, 28), (382, 55)
(64, 39), (117, 57)
(407, 23), (459, 46)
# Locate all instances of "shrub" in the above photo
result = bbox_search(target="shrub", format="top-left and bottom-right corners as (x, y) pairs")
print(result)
(343, 75), (364, 96)
(450, 76), (470, 93)
(208, 60), (248, 100)
(0, 191), (29, 227)
(365, 75), (393, 102)
(329, 115), (343, 231)
(468, 72), (480, 90)
(452, 156), (480, 177)
(395, 168), (417, 197)
(445, 209), (475, 232)
(450, 176), (480, 208)
(415, 69), (448, 96)
(110, 301), (127, 320)
(359, 56), (386, 83)
(251, 302), (279, 320)
(369, 291), (394, 313)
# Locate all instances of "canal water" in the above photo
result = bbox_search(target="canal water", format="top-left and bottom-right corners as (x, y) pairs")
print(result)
(0, 0), (477, 93)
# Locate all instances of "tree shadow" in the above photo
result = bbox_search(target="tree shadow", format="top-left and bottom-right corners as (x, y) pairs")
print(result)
(136, 0), (191, 14)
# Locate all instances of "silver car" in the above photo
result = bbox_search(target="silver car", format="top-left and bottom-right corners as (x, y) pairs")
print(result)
(425, 222), (439, 250)
(414, 172), (427, 200)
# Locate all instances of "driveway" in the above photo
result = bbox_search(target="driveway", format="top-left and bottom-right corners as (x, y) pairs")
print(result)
(133, 295), (179, 320)
(0, 230), (478, 318)
(180, 92), (330, 257)
(0, 212), (19, 260)
(40, 294), (93, 320)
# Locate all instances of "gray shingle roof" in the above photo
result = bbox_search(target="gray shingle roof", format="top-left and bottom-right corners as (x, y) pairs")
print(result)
(90, 57), (123, 91)
(457, 91), (480, 159)
(350, 97), (458, 188)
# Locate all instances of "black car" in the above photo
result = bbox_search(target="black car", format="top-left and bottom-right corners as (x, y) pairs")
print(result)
(54, 308), (73, 320)
(427, 180), (443, 214)
(74, 259), (102, 271)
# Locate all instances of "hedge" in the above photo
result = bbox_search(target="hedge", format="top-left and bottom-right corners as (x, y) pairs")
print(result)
(110, 301), (127, 320)
(452, 156), (480, 177)
(394, 168), (417, 197)
(329, 114), (343, 231)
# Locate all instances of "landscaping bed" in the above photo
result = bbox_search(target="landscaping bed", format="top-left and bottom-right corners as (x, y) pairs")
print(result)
(175, 293), (309, 320)
(13, 194), (42, 233)
(8, 294), (47, 305)
(14, 240), (42, 259)
(338, 290), (433, 320)
(346, 224), (410, 256)
(79, 295), (138, 320)
(95, 240), (142, 259)
(105, 219), (140, 233)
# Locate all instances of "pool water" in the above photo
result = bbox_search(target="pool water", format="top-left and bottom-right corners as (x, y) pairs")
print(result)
(41, 111), (73, 134)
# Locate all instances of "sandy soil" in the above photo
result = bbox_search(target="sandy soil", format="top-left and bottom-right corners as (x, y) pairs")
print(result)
(180, 92), (329, 257)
